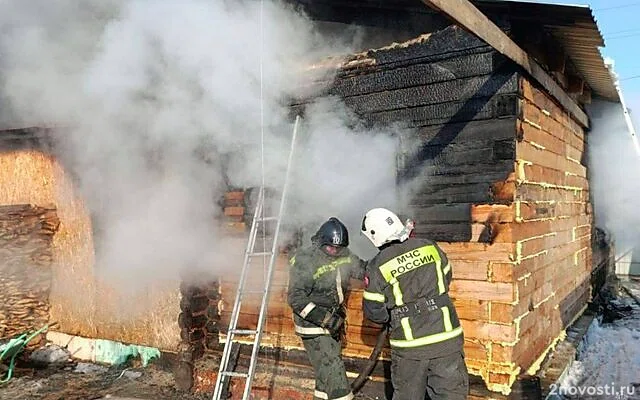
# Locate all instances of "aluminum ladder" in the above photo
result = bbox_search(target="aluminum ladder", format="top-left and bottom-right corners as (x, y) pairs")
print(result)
(211, 116), (300, 400)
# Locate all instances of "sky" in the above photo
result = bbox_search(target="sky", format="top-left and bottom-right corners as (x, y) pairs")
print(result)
(542, 0), (640, 124)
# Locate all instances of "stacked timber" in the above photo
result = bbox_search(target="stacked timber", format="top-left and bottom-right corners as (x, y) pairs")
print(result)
(511, 78), (592, 376)
(462, 78), (593, 393)
(0, 204), (59, 343)
(0, 140), (181, 353)
(176, 279), (221, 391)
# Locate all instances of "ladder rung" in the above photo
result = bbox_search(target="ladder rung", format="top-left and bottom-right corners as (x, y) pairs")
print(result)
(222, 371), (248, 378)
(229, 329), (258, 335)
(258, 216), (278, 222)
(249, 251), (273, 257)
(242, 290), (265, 294)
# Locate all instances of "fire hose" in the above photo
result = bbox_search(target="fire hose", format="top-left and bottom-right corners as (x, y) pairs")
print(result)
(350, 325), (389, 393)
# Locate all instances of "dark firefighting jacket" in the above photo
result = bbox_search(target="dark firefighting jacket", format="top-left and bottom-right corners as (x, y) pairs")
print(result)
(362, 238), (463, 357)
(287, 245), (365, 337)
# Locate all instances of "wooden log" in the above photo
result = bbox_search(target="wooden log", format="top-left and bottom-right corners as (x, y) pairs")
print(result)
(351, 25), (491, 68)
(459, 319), (517, 343)
(366, 94), (520, 128)
(400, 138), (516, 179)
(452, 299), (491, 321)
(0, 204), (57, 342)
(451, 280), (515, 302)
(413, 223), (477, 242)
(519, 95), (585, 148)
(407, 117), (517, 147)
(517, 141), (586, 177)
(224, 206), (244, 217)
(342, 72), (519, 115)
(405, 160), (514, 179)
(518, 229), (575, 259)
(418, 0), (589, 128)
(515, 184), (589, 203)
(490, 263), (515, 284)
(439, 242), (514, 262)
(450, 260), (490, 281)
(518, 164), (589, 189)
(328, 51), (503, 98)
(224, 191), (245, 206)
(518, 120), (566, 157)
(512, 226), (591, 263)
(489, 302), (514, 324)
(178, 313), (208, 330)
(409, 187), (494, 206)
(180, 295), (209, 314)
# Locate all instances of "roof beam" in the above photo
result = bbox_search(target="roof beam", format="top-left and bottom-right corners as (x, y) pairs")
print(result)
(420, 0), (589, 128)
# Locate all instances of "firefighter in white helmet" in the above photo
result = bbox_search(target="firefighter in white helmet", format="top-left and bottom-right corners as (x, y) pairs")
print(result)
(360, 208), (469, 400)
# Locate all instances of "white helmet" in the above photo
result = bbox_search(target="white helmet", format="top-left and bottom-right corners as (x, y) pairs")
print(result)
(361, 208), (413, 248)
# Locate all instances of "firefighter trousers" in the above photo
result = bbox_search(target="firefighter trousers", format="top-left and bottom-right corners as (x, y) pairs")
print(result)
(391, 350), (469, 400)
(302, 335), (354, 400)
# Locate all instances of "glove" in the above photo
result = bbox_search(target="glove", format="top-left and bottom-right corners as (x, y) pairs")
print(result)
(321, 307), (345, 336)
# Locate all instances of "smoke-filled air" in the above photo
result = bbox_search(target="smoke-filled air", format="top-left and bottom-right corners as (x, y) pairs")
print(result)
(0, 0), (401, 287)
(587, 93), (640, 272)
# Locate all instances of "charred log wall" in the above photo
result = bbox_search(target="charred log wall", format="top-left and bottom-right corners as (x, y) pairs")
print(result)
(300, 25), (520, 242)
(0, 204), (59, 342)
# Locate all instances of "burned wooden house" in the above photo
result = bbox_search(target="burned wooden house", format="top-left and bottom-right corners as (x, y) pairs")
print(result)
(0, 0), (620, 398)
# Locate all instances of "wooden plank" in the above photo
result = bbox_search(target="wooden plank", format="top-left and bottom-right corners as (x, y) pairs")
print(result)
(491, 263), (515, 284)
(490, 302), (514, 324)
(400, 138), (515, 177)
(439, 242), (515, 262)
(519, 97), (586, 152)
(517, 142), (586, 178)
(343, 73), (519, 114)
(367, 94), (520, 127)
(518, 229), (574, 259)
(223, 206), (244, 217)
(419, 0), (589, 128)
(464, 339), (489, 361)
(471, 204), (516, 223)
(491, 342), (515, 364)
(407, 117), (517, 146)
(409, 185), (494, 205)
(518, 164), (589, 189)
(413, 222), (476, 242)
(518, 121), (566, 157)
(406, 159), (514, 178)
(329, 51), (501, 98)
(411, 203), (471, 223)
(362, 24), (491, 67)
(450, 260), (491, 281)
(516, 184), (589, 203)
(224, 191), (245, 205)
(493, 215), (591, 243)
(450, 280), (515, 302)
(521, 78), (571, 130)
(459, 319), (517, 342)
(517, 236), (591, 279)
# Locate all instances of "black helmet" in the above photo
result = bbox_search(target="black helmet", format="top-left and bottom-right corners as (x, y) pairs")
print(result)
(311, 217), (349, 247)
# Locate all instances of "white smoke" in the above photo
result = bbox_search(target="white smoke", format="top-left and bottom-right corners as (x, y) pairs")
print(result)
(587, 98), (640, 266)
(0, 0), (401, 286)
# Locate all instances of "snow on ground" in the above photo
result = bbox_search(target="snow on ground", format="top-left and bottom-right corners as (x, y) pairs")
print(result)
(558, 280), (640, 399)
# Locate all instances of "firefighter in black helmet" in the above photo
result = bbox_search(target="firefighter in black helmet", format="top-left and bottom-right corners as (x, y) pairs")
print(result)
(287, 217), (365, 400)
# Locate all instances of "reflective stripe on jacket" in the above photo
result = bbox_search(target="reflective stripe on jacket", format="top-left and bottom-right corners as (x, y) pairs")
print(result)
(287, 245), (365, 337)
(362, 238), (463, 354)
